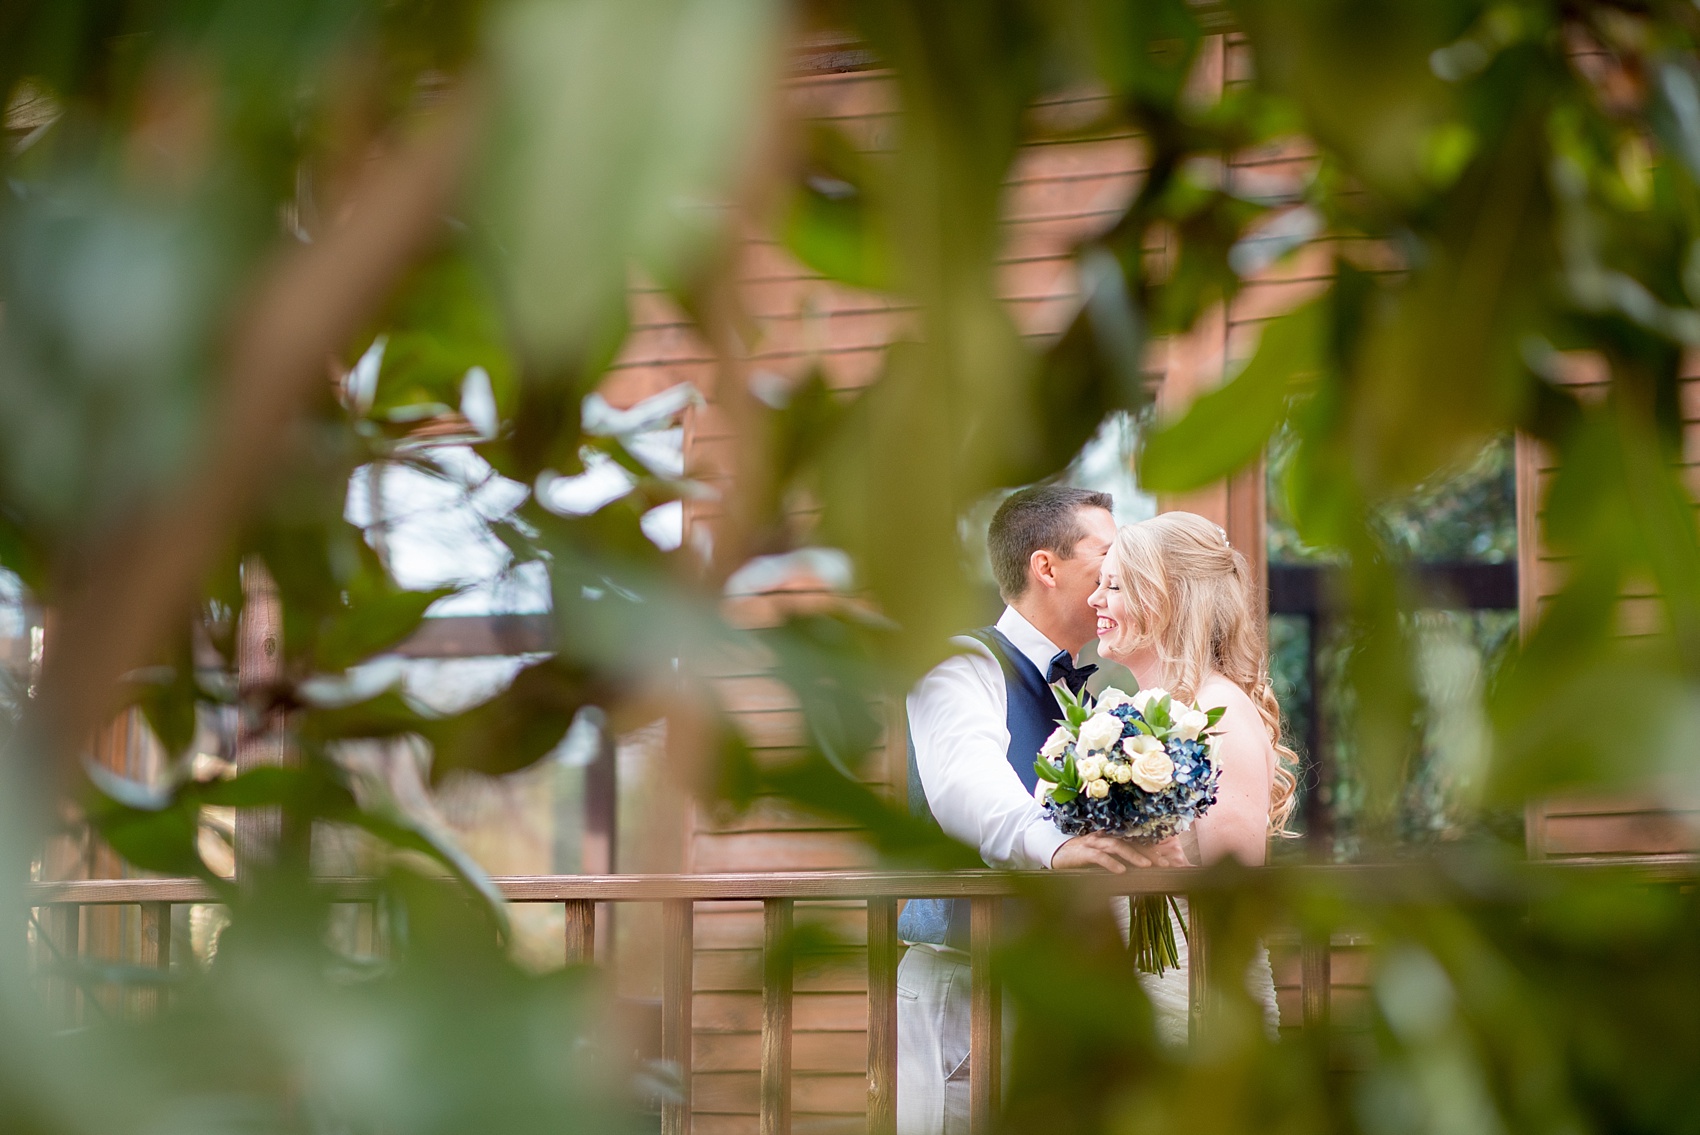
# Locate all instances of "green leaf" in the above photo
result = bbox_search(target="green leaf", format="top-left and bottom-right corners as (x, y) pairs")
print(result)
(125, 634), (201, 760)
(1138, 300), (1324, 491)
(1205, 705), (1227, 728)
(1050, 787), (1079, 806)
(193, 766), (317, 810)
(1033, 759), (1062, 783)
(782, 123), (890, 290)
(81, 767), (206, 879)
(418, 660), (598, 780)
(313, 584), (456, 673)
(356, 247), (517, 427)
(484, 0), (784, 369)
(301, 690), (429, 744)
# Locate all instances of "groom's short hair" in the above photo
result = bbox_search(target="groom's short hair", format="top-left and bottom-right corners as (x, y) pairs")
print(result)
(988, 485), (1114, 601)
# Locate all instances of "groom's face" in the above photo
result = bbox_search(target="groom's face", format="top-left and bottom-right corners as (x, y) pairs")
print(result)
(1053, 506), (1117, 647)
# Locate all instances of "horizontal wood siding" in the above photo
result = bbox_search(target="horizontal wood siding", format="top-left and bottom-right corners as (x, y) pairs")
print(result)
(651, 45), (1383, 1122)
(638, 63), (1154, 1127)
(1519, 357), (1700, 856)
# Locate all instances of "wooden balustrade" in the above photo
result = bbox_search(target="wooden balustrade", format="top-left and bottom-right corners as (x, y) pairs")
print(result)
(24, 857), (1700, 1135)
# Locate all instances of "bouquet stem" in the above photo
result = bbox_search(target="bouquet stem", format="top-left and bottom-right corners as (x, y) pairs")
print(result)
(1130, 894), (1182, 975)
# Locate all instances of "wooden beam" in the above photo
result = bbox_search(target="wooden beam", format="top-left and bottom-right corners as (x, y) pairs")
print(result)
(1300, 929), (1330, 1034)
(25, 856), (1700, 906)
(1514, 431), (1545, 641)
(234, 559), (290, 880)
(46, 903), (80, 1026)
(392, 613), (553, 658)
(662, 898), (694, 1135)
(563, 900), (595, 966)
(760, 899), (794, 1135)
(866, 897), (899, 1135)
(138, 902), (171, 1018)
(1187, 896), (1213, 1046)
(1268, 562), (1517, 615)
(969, 897), (1001, 1135)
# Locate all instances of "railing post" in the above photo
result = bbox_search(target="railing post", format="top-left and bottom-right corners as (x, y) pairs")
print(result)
(1301, 929), (1330, 1034)
(47, 903), (80, 1025)
(761, 898), (794, 1135)
(564, 900), (595, 966)
(235, 559), (291, 881)
(969, 896), (1001, 1135)
(138, 902), (171, 1017)
(866, 897), (899, 1135)
(1187, 894), (1215, 1045)
(662, 898), (694, 1135)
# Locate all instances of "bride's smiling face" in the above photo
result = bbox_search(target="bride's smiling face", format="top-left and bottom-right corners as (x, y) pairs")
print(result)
(1088, 563), (1144, 662)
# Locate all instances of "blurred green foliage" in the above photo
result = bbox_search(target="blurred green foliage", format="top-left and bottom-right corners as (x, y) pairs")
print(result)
(3, 0), (1700, 1132)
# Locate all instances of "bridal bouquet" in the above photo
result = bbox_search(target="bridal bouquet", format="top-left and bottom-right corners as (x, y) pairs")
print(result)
(1033, 683), (1223, 973)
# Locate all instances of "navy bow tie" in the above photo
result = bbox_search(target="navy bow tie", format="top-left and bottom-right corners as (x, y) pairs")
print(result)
(1047, 651), (1097, 695)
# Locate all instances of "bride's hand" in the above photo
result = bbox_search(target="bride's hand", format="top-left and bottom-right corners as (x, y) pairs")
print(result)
(1051, 833), (1190, 872)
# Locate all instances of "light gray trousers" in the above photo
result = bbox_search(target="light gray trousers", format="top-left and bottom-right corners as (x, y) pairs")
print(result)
(896, 945), (973, 1135)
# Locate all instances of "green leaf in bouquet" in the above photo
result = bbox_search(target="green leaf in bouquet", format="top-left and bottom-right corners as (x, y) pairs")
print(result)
(1145, 697), (1173, 730)
(1033, 759), (1062, 783)
(1061, 749), (1081, 789)
(1204, 705), (1227, 727)
(1050, 787), (1079, 805)
(1054, 680), (1091, 730)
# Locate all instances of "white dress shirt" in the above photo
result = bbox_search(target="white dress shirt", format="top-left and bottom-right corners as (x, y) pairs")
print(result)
(906, 607), (1072, 870)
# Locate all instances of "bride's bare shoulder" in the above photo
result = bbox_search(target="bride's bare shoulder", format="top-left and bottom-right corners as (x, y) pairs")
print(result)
(1196, 673), (1256, 715)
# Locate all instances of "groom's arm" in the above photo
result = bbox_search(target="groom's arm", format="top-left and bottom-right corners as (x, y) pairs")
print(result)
(906, 649), (1071, 871)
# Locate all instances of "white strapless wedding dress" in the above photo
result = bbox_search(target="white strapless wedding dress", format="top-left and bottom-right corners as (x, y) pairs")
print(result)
(1112, 893), (1281, 1047)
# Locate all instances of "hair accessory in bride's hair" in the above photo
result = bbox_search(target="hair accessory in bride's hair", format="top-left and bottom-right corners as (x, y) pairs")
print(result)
(1214, 523), (1231, 550)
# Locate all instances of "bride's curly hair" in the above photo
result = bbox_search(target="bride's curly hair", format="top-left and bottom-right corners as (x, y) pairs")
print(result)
(1110, 511), (1298, 837)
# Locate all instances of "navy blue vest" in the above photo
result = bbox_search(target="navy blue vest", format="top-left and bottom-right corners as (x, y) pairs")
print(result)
(898, 626), (1066, 948)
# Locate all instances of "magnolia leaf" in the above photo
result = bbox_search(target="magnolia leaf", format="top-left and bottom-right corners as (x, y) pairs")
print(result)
(1138, 300), (1324, 491)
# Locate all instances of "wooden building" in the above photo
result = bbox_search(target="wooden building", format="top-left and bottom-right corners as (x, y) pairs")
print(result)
(586, 39), (1700, 1132)
(19, 31), (1698, 1135)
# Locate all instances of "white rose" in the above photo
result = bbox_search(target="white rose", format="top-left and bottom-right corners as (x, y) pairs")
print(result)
(1095, 687), (1133, 712)
(1111, 762), (1133, 784)
(1123, 733), (1163, 758)
(1129, 751), (1175, 793)
(1131, 687), (1171, 714)
(1040, 726), (1072, 759)
(1077, 711), (1124, 753)
(1086, 778), (1111, 799)
(1173, 708), (1210, 741)
(1076, 755), (1104, 782)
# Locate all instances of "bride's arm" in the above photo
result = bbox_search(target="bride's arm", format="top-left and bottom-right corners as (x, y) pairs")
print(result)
(1193, 690), (1272, 867)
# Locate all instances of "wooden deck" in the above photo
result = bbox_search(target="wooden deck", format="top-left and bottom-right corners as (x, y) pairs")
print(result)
(26, 859), (1700, 1135)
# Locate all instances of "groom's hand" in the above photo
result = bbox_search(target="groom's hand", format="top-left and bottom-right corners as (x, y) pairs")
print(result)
(1050, 833), (1190, 872)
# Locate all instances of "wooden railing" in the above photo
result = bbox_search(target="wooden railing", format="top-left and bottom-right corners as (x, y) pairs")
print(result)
(25, 859), (1700, 1135)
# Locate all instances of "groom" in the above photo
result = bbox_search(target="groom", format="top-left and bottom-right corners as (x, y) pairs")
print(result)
(897, 485), (1169, 1135)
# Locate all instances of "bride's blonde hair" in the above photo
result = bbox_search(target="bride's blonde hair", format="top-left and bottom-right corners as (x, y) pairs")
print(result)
(1110, 512), (1298, 836)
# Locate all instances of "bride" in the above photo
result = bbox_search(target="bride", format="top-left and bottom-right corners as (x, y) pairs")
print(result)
(1087, 511), (1298, 1044)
